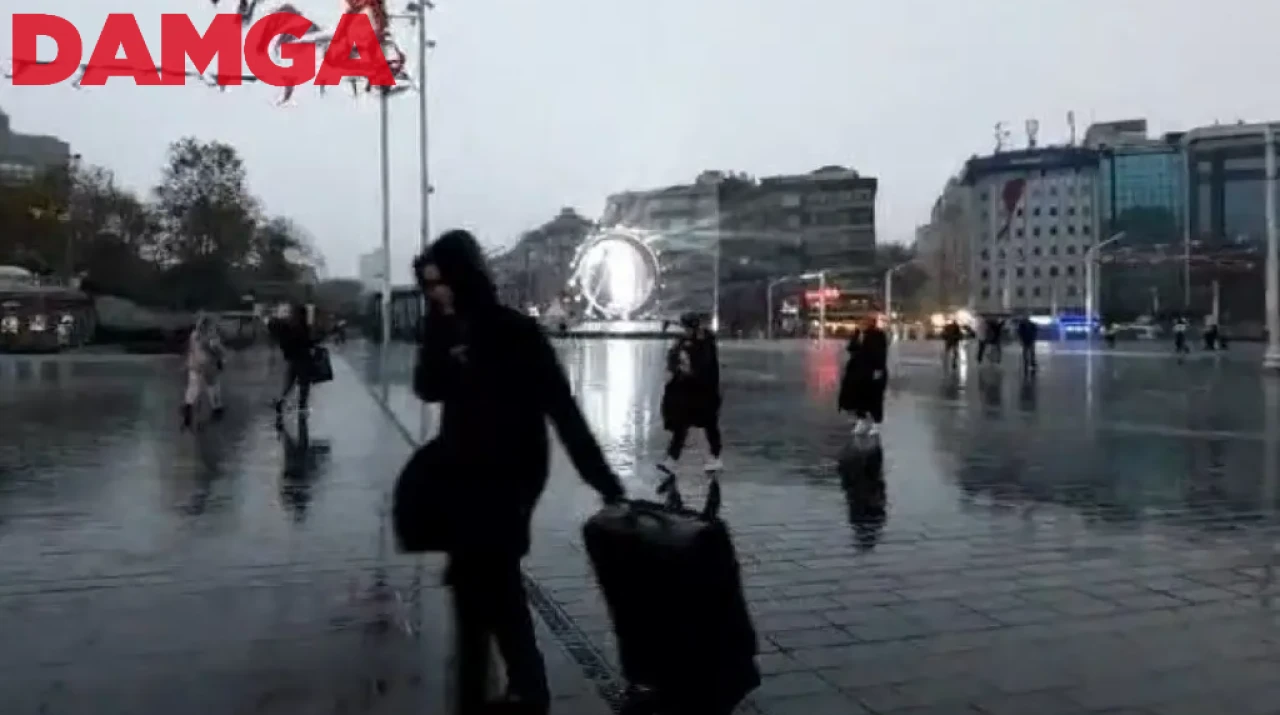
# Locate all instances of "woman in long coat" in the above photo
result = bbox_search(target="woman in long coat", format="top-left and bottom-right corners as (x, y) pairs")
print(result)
(659, 312), (724, 488)
(838, 315), (888, 438)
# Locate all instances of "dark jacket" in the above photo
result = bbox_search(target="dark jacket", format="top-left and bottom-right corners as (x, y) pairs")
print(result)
(660, 332), (722, 430)
(412, 230), (623, 557)
(1016, 319), (1037, 345)
(838, 327), (888, 411)
(275, 318), (316, 363)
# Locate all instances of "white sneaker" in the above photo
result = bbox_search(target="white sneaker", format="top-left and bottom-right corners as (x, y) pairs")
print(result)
(704, 456), (724, 473)
(866, 422), (881, 438)
(851, 418), (870, 436)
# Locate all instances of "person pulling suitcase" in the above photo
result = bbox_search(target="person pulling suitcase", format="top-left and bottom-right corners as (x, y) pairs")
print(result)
(399, 230), (627, 715)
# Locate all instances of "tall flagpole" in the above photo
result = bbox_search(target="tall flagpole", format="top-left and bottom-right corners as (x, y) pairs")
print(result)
(416, 1), (433, 253)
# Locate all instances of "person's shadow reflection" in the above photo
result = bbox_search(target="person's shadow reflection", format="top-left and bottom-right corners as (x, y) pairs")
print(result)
(838, 441), (887, 552)
(277, 414), (332, 523)
(1018, 373), (1037, 412)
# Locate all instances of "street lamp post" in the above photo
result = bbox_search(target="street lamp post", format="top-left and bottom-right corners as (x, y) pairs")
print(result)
(1084, 231), (1127, 345)
(378, 87), (392, 350)
(1264, 122), (1280, 370)
(884, 260), (914, 339)
(797, 271), (828, 340)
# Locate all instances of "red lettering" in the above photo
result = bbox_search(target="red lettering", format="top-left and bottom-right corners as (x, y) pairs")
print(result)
(10, 14), (82, 86)
(159, 14), (241, 86)
(244, 13), (317, 88)
(80, 14), (160, 85)
(314, 13), (394, 88)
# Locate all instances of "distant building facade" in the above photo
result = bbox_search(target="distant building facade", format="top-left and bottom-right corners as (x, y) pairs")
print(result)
(491, 207), (594, 310)
(961, 146), (1103, 314)
(915, 176), (971, 312)
(0, 108), (71, 185)
(1085, 119), (1186, 241)
(592, 167), (878, 334)
(357, 248), (386, 294)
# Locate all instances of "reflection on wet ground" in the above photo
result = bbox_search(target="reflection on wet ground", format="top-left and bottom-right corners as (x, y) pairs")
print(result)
(348, 338), (1280, 714)
(9, 340), (1280, 715)
(0, 353), (441, 715)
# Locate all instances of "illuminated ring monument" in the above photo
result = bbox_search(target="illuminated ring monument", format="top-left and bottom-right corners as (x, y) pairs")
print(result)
(568, 228), (661, 320)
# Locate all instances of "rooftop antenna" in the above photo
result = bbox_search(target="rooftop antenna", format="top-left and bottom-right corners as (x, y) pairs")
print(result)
(1067, 111), (1077, 146)
(1026, 119), (1040, 149)
(994, 122), (1011, 153)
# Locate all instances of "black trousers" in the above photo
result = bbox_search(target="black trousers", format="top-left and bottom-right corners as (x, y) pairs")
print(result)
(1020, 342), (1036, 369)
(667, 421), (722, 460)
(280, 360), (311, 407)
(849, 381), (886, 423)
(976, 340), (1001, 363)
(448, 555), (548, 714)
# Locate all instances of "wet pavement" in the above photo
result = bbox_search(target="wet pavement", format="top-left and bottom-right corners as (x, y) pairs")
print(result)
(0, 351), (610, 715)
(8, 340), (1280, 714)
(345, 338), (1280, 715)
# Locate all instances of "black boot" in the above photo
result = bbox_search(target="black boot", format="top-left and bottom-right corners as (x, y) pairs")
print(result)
(212, 407), (225, 422)
(181, 404), (193, 430)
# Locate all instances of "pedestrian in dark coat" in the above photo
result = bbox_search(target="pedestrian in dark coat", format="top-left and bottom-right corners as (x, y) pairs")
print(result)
(273, 304), (318, 415)
(659, 312), (724, 481)
(838, 316), (889, 437)
(411, 229), (625, 715)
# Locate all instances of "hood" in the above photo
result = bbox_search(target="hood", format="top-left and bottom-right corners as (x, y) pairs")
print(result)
(422, 229), (497, 313)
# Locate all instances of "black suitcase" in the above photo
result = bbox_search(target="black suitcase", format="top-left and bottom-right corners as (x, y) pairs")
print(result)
(583, 497), (760, 714)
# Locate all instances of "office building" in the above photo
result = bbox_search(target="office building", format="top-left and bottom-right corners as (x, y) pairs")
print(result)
(961, 146), (1103, 314)
(1085, 119), (1186, 242)
(915, 176), (972, 312)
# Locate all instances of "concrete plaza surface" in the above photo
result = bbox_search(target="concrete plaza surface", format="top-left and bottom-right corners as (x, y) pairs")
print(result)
(347, 337), (1280, 715)
(7, 338), (1280, 715)
(0, 351), (610, 715)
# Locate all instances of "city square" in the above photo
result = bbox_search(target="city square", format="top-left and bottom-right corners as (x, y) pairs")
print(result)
(3, 338), (1280, 715)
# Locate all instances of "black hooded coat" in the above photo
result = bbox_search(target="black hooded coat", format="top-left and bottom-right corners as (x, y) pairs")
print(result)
(410, 230), (624, 558)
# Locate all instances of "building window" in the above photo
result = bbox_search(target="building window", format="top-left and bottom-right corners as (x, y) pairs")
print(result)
(1049, 266), (1059, 277)
(1016, 228), (1024, 237)
(1065, 245), (1076, 255)
(1049, 246), (1058, 255)
(1033, 207), (1042, 216)
(1033, 227), (1041, 237)
(1066, 266), (1076, 276)
(1082, 225), (1091, 235)
(981, 268), (990, 279)
(1067, 207), (1076, 216)
(1049, 187), (1058, 197)
(1016, 208), (1024, 217)
(1049, 226), (1057, 236)
(1049, 207), (1058, 216)
(1016, 286), (1025, 297)
(1066, 285), (1078, 296)
(1016, 267), (1025, 278)
(979, 192), (989, 203)
(998, 268), (1006, 278)
(1032, 247), (1041, 256)
(1017, 248), (1025, 258)
(1067, 225), (1076, 235)
(980, 249), (989, 259)
(1032, 266), (1041, 277)
(998, 249), (1006, 259)
(1033, 286), (1042, 297)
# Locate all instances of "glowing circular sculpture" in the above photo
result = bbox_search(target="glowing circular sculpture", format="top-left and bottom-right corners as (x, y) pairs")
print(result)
(569, 229), (661, 320)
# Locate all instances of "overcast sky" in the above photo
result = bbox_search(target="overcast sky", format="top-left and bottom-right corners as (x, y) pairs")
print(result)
(7, 0), (1280, 281)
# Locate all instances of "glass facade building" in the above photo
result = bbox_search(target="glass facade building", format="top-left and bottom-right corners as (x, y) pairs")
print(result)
(1099, 148), (1186, 237)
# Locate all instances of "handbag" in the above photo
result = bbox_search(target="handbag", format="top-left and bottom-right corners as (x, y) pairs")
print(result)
(392, 439), (456, 553)
(309, 346), (334, 384)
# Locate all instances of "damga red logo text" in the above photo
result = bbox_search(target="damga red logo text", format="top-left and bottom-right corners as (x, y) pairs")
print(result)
(10, 13), (396, 88)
